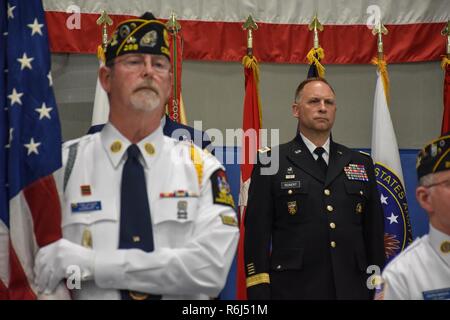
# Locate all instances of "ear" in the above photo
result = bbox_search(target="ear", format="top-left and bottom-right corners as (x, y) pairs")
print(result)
(416, 186), (433, 213)
(98, 65), (112, 93)
(292, 103), (300, 119)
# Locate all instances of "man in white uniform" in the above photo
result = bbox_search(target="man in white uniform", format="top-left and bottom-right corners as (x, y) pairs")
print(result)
(379, 132), (450, 300)
(33, 13), (239, 300)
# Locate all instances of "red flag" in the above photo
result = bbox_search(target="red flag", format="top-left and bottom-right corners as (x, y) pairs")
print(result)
(441, 58), (450, 134)
(236, 55), (262, 300)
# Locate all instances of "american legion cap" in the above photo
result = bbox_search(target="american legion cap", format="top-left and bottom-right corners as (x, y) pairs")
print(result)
(104, 12), (170, 63)
(416, 132), (450, 180)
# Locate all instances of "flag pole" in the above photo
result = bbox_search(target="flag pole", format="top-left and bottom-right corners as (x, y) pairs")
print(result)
(243, 15), (258, 58)
(372, 20), (389, 104)
(372, 20), (388, 63)
(440, 21), (450, 133)
(242, 15), (261, 127)
(166, 12), (182, 123)
(96, 10), (112, 61)
(236, 14), (260, 300)
(369, 18), (412, 267)
(309, 14), (323, 50)
(306, 14), (325, 78)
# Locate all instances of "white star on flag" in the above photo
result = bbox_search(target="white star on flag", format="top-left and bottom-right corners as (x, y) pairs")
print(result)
(387, 212), (399, 224)
(47, 71), (53, 87)
(17, 53), (34, 70)
(27, 18), (44, 36)
(380, 194), (388, 205)
(35, 102), (52, 120)
(7, 3), (16, 19)
(8, 88), (24, 106)
(24, 137), (41, 155)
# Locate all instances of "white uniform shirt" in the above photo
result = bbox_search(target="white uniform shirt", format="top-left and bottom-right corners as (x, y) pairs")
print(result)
(381, 224), (450, 300)
(57, 123), (239, 300)
(300, 133), (330, 165)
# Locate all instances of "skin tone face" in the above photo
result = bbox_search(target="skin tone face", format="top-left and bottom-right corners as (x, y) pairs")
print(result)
(416, 169), (450, 236)
(292, 81), (336, 146)
(99, 53), (172, 143)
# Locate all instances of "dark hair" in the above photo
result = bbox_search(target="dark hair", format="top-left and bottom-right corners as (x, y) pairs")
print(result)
(294, 77), (335, 103)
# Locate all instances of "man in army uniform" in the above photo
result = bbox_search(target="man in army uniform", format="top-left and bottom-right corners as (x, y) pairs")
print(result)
(244, 77), (385, 299)
(380, 132), (450, 300)
(33, 13), (238, 300)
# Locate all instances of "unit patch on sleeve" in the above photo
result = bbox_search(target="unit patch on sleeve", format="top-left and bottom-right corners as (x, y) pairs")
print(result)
(211, 169), (235, 208)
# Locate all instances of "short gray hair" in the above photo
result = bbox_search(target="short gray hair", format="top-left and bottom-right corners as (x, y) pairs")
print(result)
(419, 173), (434, 187)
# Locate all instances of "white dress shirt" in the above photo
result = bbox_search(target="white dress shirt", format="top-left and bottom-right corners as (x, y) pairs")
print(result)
(300, 133), (330, 165)
(56, 123), (239, 300)
(381, 224), (450, 300)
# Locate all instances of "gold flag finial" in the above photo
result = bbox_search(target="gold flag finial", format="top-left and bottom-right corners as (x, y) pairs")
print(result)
(372, 20), (388, 61)
(243, 15), (258, 57)
(166, 12), (181, 33)
(309, 14), (324, 49)
(96, 10), (113, 52)
(442, 20), (450, 56)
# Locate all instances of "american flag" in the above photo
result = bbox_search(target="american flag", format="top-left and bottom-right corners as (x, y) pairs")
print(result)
(1, 0), (65, 299)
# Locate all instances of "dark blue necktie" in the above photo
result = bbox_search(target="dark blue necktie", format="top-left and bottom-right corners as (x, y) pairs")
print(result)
(119, 144), (160, 300)
(314, 147), (328, 175)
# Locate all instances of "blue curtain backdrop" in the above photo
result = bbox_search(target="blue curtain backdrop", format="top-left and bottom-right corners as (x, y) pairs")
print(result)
(216, 147), (428, 299)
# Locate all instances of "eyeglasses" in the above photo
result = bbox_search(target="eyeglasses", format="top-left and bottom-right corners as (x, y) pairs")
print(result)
(425, 178), (450, 189)
(110, 55), (171, 73)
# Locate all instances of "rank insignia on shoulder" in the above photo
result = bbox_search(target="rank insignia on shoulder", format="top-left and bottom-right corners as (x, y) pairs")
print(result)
(258, 146), (271, 154)
(211, 169), (235, 208)
(344, 164), (369, 181)
(220, 214), (238, 227)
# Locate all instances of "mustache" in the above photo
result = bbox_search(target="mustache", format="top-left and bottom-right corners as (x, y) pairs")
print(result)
(134, 81), (156, 92)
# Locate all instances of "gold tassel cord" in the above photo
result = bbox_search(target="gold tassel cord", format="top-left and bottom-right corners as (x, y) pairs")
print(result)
(97, 45), (106, 63)
(242, 55), (263, 127)
(306, 47), (325, 78)
(371, 57), (391, 106)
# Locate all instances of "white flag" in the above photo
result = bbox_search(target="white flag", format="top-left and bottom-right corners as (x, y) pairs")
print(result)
(371, 66), (412, 264)
(91, 61), (110, 129)
(371, 71), (404, 184)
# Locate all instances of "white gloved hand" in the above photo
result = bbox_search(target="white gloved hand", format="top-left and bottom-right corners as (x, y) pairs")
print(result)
(34, 238), (95, 294)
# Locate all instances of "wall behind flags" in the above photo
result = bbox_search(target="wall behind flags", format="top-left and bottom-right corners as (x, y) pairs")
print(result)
(53, 54), (444, 149)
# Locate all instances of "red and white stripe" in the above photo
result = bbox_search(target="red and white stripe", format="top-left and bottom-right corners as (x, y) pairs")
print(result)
(5, 176), (69, 299)
(43, 0), (448, 63)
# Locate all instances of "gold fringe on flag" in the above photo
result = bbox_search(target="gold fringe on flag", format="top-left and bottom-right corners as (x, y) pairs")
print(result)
(97, 45), (106, 63)
(371, 57), (390, 106)
(179, 94), (188, 125)
(306, 47), (326, 78)
(242, 55), (263, 127)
